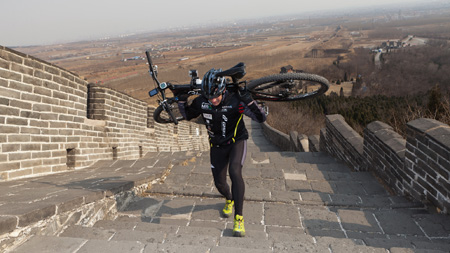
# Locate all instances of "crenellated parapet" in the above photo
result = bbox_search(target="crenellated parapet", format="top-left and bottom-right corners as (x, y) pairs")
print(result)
(322, 114), (450, 214)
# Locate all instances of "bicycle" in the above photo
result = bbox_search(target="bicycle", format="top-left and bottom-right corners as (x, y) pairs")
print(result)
(145, 51), (329, 125)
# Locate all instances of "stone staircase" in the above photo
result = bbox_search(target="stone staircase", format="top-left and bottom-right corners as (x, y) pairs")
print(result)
(9, 118), (450, 252)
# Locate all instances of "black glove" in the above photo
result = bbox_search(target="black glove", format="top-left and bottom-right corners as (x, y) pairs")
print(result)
(238, 87), (253, 105)
(177, 93), (189, 102)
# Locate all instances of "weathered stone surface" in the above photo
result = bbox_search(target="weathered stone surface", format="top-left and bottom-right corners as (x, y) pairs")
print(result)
(2, 116), (450, 253)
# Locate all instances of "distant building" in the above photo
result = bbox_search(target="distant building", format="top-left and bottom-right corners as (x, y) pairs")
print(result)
(280, 65), (304, 73)
(280, 65), (294, 73)
(380, 40), (402, 50)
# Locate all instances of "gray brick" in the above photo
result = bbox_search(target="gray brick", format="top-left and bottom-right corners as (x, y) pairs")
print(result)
(23, 75), (43, 88)
(0, 57), (10, 69)
(0, 68), (21, 81)
(24, 58), (44, 70)
(59, 115), (74, 122)
(29, 119), (49, 128)
(6, 117), (28, 126)
(0, 105), (20, 117)
(20, 111), (40, 119)
(34, 69), (52, 80)
(8, 134), (31, 142)
(53, 75), (69, 86)
(437, 158), (450, 175)
(0, 125), (20, 133)
(42, 143), (59, 151)
(41, 96), (59, 106)
(5, 168), (33, 179)
(0, 78), (8, 87)
(0, 50), (24, 64)
(11, 62), (34, 76)
(43, 80), (60, 90)
(21, 143), (41, 151)
(0, 97), (8, 106)
(10, 99), (32, 110)
(45, 65), (61, 76)
(22, 93), (43, 104)
(0, 86), (21, 99)
(2, 144), (20, 152)
(34, 86), (52, 96)
(40, 112), (58, 120)
(9, 152), (31, 161)
(54, 90), (69, 100)
(33, 103), (52, 112)
(61, 71), (75, 81)
(32, 151), (52, 159)
(50, 121), (67, 128)
(0, 162), (20, 172)
(51, 136), (67, 142)
(21, 159), (43, 168)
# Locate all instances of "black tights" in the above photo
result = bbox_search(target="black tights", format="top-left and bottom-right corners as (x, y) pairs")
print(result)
(210, 140), (247, 216)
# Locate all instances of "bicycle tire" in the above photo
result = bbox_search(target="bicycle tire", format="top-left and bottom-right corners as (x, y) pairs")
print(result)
(153, 102), (185, 124)
(247, 73), (329, 101)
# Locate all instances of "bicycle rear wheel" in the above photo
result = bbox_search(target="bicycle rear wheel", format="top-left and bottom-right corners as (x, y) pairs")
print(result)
(153, 102), (185, 124)
(247, 73), (329, 101)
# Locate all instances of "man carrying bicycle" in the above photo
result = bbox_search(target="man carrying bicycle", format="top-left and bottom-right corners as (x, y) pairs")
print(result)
(178, 68), (266, 237)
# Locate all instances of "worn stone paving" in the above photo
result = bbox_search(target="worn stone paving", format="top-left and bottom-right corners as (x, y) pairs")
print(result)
(3, 118), (450, 252)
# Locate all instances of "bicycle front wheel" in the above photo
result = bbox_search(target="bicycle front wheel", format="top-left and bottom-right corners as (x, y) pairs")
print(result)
(247, 73), (329, 101)
(153, 101), (185, 124)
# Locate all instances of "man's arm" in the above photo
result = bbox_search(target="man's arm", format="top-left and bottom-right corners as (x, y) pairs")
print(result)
(238, 88), (266, 123)
(178, 96), (201, 120)
(241, 101), (266, 123)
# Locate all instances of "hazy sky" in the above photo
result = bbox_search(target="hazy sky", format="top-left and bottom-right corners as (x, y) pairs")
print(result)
(1, 0), (427, 47)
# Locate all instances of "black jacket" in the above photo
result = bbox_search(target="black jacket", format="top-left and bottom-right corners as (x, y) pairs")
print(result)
(179, 91), (266, 146)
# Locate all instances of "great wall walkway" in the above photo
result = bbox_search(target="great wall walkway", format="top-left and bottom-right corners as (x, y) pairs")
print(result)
(1, 118), (450, 252)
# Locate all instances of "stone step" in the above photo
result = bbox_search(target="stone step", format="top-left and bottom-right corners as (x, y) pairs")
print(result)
(105, 195), (446, 249)
(13, 218), (449, 253)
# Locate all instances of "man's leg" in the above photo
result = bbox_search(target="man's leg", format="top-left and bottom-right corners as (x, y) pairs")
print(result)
(229, 140), (247, 237)
(210, 146), (232, 201)
(228, 140), (247, 216)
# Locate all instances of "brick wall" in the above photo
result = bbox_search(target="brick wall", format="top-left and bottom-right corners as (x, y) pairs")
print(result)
(321, 114), (450, 214)
(321, 114), (365, 171)
(405, 118), (450, 213)
(87, 84), (149, 159)
(363, 121), (406, 194)
(0, 46), (209, 181)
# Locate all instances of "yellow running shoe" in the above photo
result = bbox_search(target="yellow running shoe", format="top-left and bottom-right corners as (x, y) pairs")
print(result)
(233, 214), (245, 237)
(222, 200), (234, 218)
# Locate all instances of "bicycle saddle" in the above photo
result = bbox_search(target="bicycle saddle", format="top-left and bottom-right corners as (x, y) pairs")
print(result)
(217, 62), (246, 82)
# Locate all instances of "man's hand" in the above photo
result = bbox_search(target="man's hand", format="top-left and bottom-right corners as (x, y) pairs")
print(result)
(238, 87), (253, 105)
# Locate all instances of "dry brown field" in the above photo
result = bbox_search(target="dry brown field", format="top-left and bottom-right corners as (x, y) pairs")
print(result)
(16, 11), (450, 107)
(17, 19), (361, 105)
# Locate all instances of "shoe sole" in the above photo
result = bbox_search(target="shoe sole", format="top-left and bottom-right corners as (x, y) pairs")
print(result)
(233, 231), (245, 237)
(221, 212), (231, 218)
